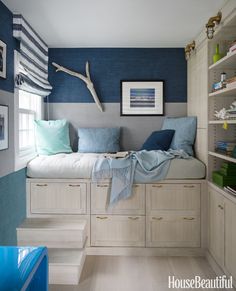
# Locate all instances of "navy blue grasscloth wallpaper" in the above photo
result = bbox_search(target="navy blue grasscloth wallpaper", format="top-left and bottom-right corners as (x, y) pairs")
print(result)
(48, 48), (187, 103)
(0, 0), (18, 93)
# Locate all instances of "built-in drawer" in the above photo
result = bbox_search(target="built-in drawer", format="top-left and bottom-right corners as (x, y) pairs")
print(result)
(91, 215), (145, 247)
(30, 182), (87, 214)
(146, 213), (200, 247)
(146, 184), (200, 214)
(91, 183), (145, 215)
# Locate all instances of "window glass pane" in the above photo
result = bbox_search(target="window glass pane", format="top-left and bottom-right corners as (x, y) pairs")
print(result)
(19, 112), (35, 149)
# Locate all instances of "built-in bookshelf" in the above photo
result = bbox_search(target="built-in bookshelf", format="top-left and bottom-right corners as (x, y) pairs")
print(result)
(208, 24), (236, 193)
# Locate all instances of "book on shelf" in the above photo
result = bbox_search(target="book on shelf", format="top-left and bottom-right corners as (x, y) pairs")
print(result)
(103, 151), (130, 158)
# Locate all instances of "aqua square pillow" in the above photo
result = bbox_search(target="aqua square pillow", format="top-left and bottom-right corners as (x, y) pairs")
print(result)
(161, 117), (197, 156)
(78, 127), (120, 153)
(35, 119), (72, 155)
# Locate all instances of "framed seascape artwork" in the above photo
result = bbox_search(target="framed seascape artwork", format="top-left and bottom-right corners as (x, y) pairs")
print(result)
(0, 40), (7, 79)
(120, 80), (164, 116)
(0, 105), (9, 151)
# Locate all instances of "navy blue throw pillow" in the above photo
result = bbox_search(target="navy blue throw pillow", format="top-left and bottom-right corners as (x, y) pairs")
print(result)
(141, 130), (175, 151)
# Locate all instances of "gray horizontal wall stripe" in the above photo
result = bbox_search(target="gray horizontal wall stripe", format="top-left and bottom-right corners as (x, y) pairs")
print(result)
(47, 102), (187, 151)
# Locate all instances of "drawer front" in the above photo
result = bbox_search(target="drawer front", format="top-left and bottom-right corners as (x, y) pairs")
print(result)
(146, 214), (200, 247)
(91, 215), (145, 247)
(91, 183), (145, 214)
(30, 182), (87, 214)
(146, 184), (200, 214)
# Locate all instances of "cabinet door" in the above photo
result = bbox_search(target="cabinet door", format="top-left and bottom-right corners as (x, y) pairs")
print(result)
(91, 215), (145, 247)
(91, 183), (145, 214)
(209, 188), (224, 267)
(31, 182), (87, 214)
(146, 214), (200, 247)
(225, 198), (236, 280)
(146, 184), (200, 214)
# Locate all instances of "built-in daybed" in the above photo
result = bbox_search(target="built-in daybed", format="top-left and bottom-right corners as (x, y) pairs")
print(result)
(24, 152), (206, 251)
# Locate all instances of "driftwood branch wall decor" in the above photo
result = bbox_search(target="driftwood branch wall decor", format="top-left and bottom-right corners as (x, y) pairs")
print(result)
(52, 62), (103, 112)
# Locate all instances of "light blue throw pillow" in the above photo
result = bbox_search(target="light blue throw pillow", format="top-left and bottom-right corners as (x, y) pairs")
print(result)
(78, 127), (120, 153)
(35, 119), (72, 155)
(161, 117), (197, 156)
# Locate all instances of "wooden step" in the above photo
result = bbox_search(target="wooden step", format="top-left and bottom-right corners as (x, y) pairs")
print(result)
(48, 249), (86, 285)
(17, 218), (87, 248)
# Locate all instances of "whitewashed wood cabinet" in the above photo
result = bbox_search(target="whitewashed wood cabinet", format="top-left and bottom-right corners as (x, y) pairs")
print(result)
(208, 186), (224, 267)
(30, 182), (87, 214)
(91, 215), (145, 247)
(91, 183), (145, 215)
(225, 198), (236, 281)
(146, 214), (200, 247)
(27, 179), (205, 250)
(146, 183), (201, 247)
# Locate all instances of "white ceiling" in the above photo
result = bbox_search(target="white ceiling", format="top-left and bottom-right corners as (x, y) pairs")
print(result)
(3, 0), (226, 47)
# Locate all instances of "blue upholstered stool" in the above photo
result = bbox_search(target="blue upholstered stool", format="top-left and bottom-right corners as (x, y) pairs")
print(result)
(0, 246), (48, 291)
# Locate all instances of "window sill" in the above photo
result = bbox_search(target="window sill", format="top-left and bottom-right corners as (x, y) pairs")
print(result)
(15, 152), (37, 172)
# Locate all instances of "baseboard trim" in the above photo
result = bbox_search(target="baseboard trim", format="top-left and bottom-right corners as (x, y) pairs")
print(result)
(86, 247), (206, 257)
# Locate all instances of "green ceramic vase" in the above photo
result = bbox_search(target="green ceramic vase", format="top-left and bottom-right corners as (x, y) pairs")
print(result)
(213, 44), (222, 63)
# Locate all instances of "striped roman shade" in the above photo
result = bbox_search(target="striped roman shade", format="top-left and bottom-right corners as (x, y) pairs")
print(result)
(13, 14), (52, 96)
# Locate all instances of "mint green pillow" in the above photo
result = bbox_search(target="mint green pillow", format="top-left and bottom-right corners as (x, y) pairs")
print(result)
(35, 119), (72, 155)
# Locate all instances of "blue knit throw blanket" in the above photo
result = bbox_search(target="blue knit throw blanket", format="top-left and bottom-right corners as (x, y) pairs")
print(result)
(92, 149), (190, 205)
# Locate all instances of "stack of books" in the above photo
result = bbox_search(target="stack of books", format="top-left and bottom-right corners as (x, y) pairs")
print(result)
(215, 141), (236, 156)
(212, 162), (236, 187)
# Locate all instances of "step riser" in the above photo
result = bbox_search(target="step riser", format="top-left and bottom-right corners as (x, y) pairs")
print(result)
(17, 230), (86, 249)
(49, 253), (86, 285)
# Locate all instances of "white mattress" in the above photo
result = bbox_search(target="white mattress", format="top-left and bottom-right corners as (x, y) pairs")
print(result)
(27, 153), (206, 180)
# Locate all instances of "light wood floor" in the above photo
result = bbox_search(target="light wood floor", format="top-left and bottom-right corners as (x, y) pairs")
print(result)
(49, 256), (231, 291)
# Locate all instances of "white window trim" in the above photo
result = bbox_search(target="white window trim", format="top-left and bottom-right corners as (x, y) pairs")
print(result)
(14, 50), (44, 171)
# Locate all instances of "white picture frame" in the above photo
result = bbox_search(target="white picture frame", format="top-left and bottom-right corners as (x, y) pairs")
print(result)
(0, 40), (7, 79)
(121, 80), (164, 116)
(0, 105), (9, 151)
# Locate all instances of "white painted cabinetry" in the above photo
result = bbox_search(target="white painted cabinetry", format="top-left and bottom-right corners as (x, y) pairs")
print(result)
(146, 184), (201, 247)
(208, 187), (224, 267)
(30, 182), (87, 214)
(91, 215), (145, 247)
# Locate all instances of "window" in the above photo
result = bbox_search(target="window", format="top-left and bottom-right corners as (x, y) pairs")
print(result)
(14, 89), (43, 170)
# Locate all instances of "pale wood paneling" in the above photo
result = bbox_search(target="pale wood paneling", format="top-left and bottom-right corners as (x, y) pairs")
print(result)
(225, 198), (236, 281)
(146, 214), (200, 247)
(91, 183), (145, 215)
(146, 184), (200, 213)
(208, 187), (224, 267)
(91, 215), (145, 247)
(31, 182), (87, 214)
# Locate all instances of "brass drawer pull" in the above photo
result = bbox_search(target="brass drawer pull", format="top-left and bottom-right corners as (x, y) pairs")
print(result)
(183, 217), (195, 220)
(128, 217), (139, 220)
(133, 185), (139, 188)
(152, 185), (163, 188)
(184, 185), (195, 188)
(69, 184), (81, 187)
(218, 205), (224, 210)
(97, 184), (108, 188)
(96, 216), (108, 219)
(36, 184), (48, 187)
(152, 217), (163, 220)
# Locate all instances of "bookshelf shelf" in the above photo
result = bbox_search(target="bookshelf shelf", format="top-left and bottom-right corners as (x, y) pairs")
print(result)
(209, 120), (236, 124)
(209, 86), (236, 97)
(209, 50), (236, 70)
(209, 151), (236, 163)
